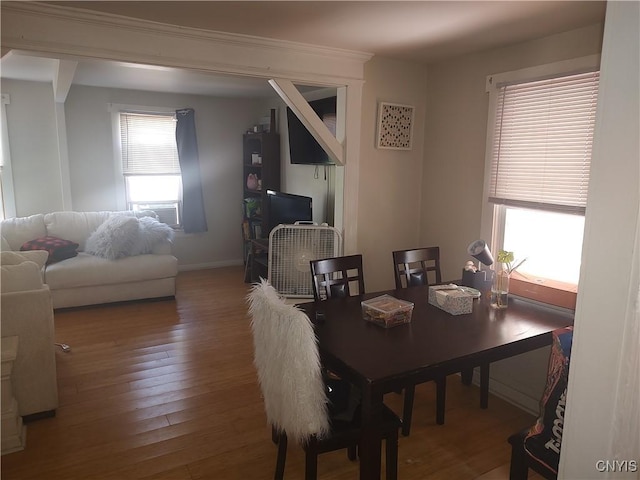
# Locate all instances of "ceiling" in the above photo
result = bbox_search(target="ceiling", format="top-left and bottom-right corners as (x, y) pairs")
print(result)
(1, 1), (606, 98)
(1, 53), (287, 98)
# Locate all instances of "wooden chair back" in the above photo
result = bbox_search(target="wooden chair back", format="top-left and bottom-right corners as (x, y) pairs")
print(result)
(310, 254), (365, 301)
(247, 279), (401, 480)
(392, 247), (442, 289)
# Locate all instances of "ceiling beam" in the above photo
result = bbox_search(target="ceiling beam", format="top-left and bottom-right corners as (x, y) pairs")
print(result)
(53, 59), (77, 103)
(268, 78), (344, 166)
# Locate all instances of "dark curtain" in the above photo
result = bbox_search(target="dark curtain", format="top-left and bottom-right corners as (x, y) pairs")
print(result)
(175, 108), (208, 233)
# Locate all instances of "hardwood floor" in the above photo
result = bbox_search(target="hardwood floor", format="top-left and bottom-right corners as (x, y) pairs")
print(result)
(2, 267), (541, 479)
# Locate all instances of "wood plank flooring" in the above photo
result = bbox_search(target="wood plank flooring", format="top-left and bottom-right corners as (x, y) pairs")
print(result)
(1, 267), (542, 479)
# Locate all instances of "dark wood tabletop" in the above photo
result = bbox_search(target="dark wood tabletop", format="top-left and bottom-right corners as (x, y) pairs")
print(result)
(298, 285), (574, 480)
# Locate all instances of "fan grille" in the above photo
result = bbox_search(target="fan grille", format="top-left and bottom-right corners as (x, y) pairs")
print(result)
(269, 225), (342, 298)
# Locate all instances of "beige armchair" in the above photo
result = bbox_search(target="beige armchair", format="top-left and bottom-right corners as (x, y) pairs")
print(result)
(1, 251), (58, 419)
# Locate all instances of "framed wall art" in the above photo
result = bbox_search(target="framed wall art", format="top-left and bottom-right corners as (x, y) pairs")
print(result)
(376, 102), (415, 150)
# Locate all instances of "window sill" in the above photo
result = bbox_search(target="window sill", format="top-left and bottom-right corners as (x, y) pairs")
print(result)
(509, 271), (577, 310)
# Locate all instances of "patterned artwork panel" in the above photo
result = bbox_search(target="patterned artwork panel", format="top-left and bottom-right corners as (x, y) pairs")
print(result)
(376, 102), (414, 150)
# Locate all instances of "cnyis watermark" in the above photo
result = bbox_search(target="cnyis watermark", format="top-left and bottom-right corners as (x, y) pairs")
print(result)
(595, 460), (638, 473)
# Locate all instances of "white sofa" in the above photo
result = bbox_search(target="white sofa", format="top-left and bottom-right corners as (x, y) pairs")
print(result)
(1, 250), (58, 418)
(0, 211), (178, 309)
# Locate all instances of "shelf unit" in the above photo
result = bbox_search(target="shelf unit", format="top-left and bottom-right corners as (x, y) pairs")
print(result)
(242, 132), (280, 281)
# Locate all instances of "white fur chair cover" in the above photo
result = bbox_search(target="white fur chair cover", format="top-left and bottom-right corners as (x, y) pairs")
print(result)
(247, 279), (329, 444)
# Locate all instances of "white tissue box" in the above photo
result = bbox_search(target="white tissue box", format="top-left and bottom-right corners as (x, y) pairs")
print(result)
(428, 285), (473, 315)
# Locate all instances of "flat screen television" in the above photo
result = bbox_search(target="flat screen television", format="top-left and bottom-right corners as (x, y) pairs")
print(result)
(265, 190), (313, 234)
(287, 96), (336, 165)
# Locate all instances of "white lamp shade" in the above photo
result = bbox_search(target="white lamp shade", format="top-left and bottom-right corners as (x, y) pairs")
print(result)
(467, 240), (494, 266)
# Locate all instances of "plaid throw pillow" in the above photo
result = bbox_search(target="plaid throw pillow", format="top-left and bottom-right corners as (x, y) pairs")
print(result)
(20, 236), (79, 264)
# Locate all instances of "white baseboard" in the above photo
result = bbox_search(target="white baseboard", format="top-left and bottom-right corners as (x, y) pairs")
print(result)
(470, 370), (541, 417)
(178, 259), (244, 271)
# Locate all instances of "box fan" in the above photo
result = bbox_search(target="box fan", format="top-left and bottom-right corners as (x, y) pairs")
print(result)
(268, 223), (342, 298)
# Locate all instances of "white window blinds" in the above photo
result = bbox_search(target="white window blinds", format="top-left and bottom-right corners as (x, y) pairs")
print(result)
(489, 70), (599, 214)
(120, 112), (181, 175)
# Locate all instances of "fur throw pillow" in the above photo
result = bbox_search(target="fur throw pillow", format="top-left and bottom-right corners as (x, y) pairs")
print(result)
(247, 279), (330, 444)
(85, 215), (175, 260)
(85, 216), (140, 260)
(130, 216), (175, 256)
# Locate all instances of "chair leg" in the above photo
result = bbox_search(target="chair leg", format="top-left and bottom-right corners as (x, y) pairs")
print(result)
(304, 441), (319, 480)
(385, 429), (399, 480)
(435, 376), (446, 425)
(508, 437), (529, 480)
(480, 362), (490, 409)
(274, 432), (287, 480)
(401, 385), (415, 436)
(347, 444), (357, 461)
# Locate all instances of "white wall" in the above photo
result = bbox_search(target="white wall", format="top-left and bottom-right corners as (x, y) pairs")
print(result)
(2, 76), (347, 268)
(64, 85), (268, 269)
(421, 23), (604, 283)
(3, 5), (636, 473)
(357, 56), (428, 292)
(1, 2), (371, 260)
(277, 101), (333, 227)
(1, 79), (64, 215)
(272, 87), (339, 227)
(418, 24), (605, 413)
(3, 81), (270, 269)
(282, 161), (333, 226)
(561, 2), (640, 477)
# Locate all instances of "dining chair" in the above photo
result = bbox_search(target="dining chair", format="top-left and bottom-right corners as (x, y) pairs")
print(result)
(392, 246), (489, 436)
(247, 279), (401, 480)
(391, 247), (446, 435)
(392, 246), (442, 289)
(310, 254), (365, 300)
(309, 254), (364, 394)
(311, 253), (426, 441)
(507, 327), (573, 480)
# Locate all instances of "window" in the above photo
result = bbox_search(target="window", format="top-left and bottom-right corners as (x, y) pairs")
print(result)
(118, 111), (181, 226)
(482, 57), (600, 308)
(502, 207), (584, 285)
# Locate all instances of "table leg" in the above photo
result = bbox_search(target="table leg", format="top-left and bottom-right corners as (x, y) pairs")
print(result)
(461, 367), (473, 385)
(359, 386), (383, 480)
(401, 385), (415, 436)
(436, 376), (446, 425)
(249, 245), (256, 282)
(480, 362), (490, 409)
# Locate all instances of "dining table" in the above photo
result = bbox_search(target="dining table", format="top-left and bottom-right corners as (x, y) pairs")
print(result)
(297, 285), (574, 480)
